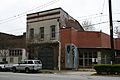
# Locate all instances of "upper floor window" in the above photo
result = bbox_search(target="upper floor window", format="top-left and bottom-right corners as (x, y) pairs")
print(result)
(50, 25), (56, 39)
(39, 27), (44, 39)
(30, 28), (34, 39)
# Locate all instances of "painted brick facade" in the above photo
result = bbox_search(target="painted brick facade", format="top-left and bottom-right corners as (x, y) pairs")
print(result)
(77, 31), (102, 48)
(115, 38), (120, 50)
(60, 27), (116, 49)
(60, 27), (120, 68)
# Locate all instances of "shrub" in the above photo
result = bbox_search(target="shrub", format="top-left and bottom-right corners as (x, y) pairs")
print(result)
(94, 64), (120, 75)
(111, 65), (120, 74)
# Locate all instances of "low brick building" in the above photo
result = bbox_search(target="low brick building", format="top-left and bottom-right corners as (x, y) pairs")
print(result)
(60, 27), (120, 68)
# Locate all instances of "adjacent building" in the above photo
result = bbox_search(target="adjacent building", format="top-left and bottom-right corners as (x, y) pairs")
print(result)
(60, 27), (120, 68)
(0, 32), (27, 64)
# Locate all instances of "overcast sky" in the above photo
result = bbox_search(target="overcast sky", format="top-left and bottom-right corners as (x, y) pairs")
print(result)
(0, 0), (120, 35)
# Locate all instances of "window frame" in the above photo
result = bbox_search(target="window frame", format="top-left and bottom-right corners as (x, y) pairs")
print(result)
(39, 27), (44, 40)
(50, 25), (56, 39)
(29, 28), (34, 39)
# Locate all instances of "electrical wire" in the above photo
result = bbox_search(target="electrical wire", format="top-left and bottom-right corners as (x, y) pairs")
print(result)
(78, 13), (101, 19)
(99, 0), (105, 27)
(79, 14), (108, 21)
(83, 21), (109, 27)
(1, 21), (109, 35)
(0, 0), (60, 24)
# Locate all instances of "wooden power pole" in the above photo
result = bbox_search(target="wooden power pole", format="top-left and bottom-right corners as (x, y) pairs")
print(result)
(108, 0), (115, 64)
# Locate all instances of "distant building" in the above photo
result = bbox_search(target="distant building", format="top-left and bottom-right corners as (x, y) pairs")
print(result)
(0, 48), (27, 64)
(0, 32), (27, 63)
(0, 32), (26, 49)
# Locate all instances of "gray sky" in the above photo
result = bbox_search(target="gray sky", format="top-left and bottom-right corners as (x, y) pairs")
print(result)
(0, 0), (120, 35)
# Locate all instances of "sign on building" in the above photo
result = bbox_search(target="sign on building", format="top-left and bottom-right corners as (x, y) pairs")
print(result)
(65, 44), (78, 69)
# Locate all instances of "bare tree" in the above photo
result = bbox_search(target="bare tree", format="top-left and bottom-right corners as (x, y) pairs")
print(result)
(82, 20), (95, 31)
(114, 26), (120, 38)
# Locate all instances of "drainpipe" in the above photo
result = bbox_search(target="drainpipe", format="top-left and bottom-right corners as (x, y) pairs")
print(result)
(58, 41), (61, 71)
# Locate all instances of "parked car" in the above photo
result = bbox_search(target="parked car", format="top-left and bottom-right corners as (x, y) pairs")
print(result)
(12, 60), (42, 73)
(0, 61), (14, 71)
(0, 62), (5, 71)
(4, 64), (14, 71)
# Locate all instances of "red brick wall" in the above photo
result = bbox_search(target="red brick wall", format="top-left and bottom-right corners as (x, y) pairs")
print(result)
(60, 28), (71, 48)
(60, 27), (79, 48)
(60, 28), (120, 68)
(60, 28), (112, 49)
(60, 28), (71, 68)
(71, 28), (79, 46)
(60, 28), (78, 68)
(77, 31), (101, 48)
(100, 33), (111, 48)
(115, 38), (120, 50)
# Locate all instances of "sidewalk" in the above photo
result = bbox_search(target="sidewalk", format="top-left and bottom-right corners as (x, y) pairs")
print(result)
(40, 69), (96, 75)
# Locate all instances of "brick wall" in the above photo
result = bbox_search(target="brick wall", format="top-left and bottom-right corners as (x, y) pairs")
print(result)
(60, 28), (115, 49)
(100, 32), (111, 48)
(115, 38), (120, 50)
(77, 31), (101, 48)
(60, 27), (120, 68)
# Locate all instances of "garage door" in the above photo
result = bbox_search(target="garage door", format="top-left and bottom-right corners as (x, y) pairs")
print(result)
(38, 47), (54, 69)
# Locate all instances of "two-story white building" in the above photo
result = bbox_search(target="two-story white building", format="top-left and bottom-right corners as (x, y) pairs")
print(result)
(26, 8), (84, 69)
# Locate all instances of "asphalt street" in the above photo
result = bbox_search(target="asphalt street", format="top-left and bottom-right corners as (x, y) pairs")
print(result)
(0, 71), (120, 80)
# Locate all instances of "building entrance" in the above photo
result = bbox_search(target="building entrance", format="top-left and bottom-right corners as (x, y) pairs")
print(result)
(38, 47), (54, 69)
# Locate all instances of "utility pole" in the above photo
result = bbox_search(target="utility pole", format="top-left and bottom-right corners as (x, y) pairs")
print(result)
(108, 0), (115, 64)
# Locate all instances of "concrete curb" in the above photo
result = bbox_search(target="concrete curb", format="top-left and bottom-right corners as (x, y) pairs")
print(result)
(40, 69), (96, 74)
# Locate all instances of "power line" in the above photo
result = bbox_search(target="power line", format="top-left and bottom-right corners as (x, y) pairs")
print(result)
(99, 0), (105, 28)
(79, 14), (108, 21)
(78, 12), (120, 21)
(84, 21), (109, 27)
(0, 0), (60, 25)
(114, 13), (120, 15)
(101, 0), (105, 13)
(78, 13), (101, 19)
(1, 21), (109, 34)
(0, 15), (24, 24)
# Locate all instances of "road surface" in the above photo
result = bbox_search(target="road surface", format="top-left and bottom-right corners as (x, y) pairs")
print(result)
(0, 71), (120, 80)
